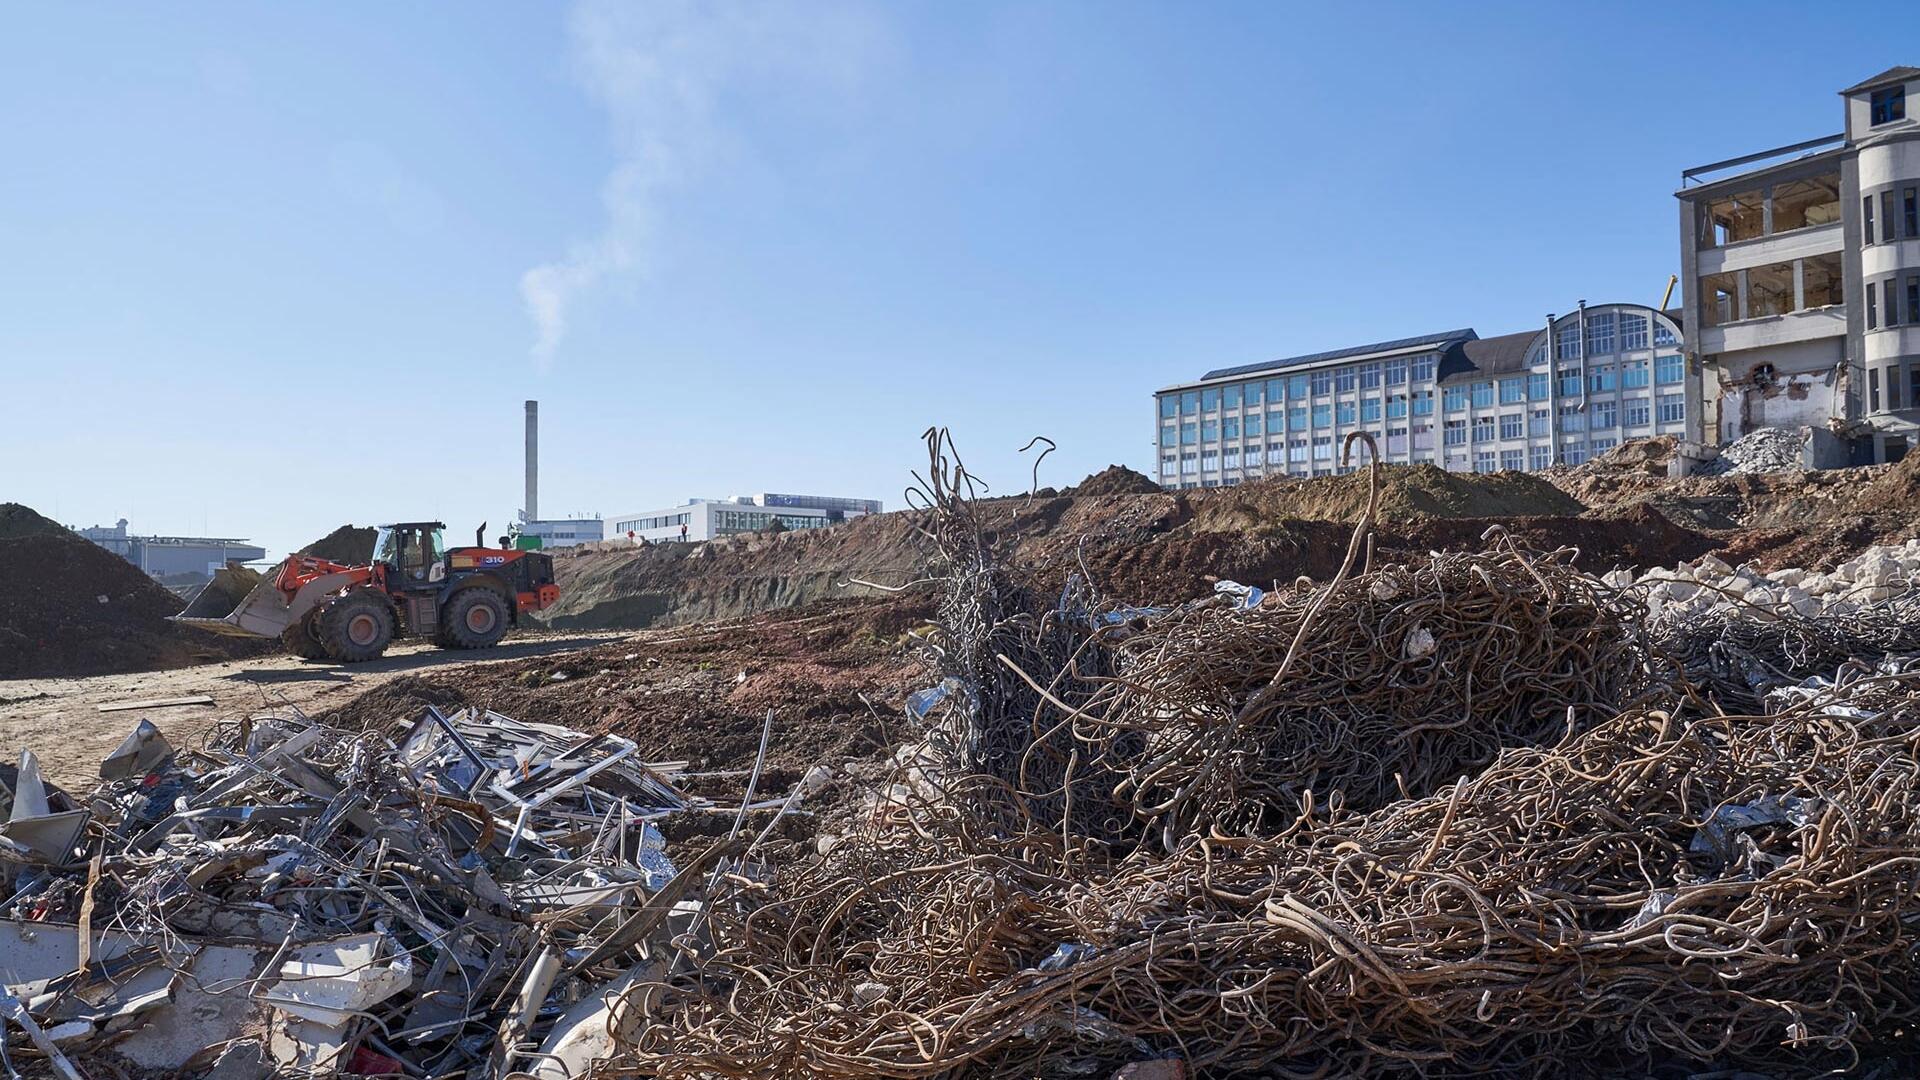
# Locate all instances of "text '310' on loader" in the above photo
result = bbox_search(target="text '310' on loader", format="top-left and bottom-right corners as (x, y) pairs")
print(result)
(174, 522), (560, 662)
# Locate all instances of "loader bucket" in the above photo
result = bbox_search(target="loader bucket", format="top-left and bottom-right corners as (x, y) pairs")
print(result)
(176, 565), (266, 621)
(172, 560), (360, 640)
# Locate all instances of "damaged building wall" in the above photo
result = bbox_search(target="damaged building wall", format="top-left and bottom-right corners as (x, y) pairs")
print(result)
(1707, 337), (1845, 442)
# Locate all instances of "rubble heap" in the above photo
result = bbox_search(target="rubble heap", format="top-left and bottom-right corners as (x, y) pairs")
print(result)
(0, 705), (746, 1078)
(1699, 425), (1809, 475)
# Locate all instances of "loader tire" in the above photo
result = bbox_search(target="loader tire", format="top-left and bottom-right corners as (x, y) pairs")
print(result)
(440, 588), (510, 650)
(320, 592), (395, 663)
(280, 611), (329, 660)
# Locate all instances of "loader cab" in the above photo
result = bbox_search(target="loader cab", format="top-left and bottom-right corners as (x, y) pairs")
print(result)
(373, 522), (448, 587)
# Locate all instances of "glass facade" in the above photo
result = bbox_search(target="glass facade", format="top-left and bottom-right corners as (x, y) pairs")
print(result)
(1151, 306), (1688, 488)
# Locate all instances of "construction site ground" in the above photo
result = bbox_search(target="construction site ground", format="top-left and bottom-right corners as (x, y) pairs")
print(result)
(0, 629), (624, 788)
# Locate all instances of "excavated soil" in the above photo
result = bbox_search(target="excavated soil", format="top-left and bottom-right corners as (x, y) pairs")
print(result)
(0, 522), (272, 678)
(299, 525), (378, 565)
(1073, 465), (1162, 497)
(0, 502), (69, 540)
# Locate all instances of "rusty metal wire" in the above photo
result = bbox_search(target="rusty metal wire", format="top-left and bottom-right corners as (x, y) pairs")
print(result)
(609, 432), (1920, 1079)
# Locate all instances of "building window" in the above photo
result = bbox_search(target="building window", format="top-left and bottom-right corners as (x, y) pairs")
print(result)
(1335, 401), (1356, 425)
(1222, 416), (1239, 440)
(1527, 372), (1549, 401)
(1384, 357), (1408, 385)
(1288, 406), (1306, 430)
(1909, 276), (1920, 329)
(1160, 455), (1176, 477)
(1865, 195), (1876, 247)
(1499, 377), (1525, 404)
(1889, 276), (1904, 325)
(1910, 367), (1920, 411)
(1265, 442), (1283, 466)
(1529, 408), (1550, 437)
(1180, 422), (1196, 445)
(1558, 368), (1583, 397)
(1868, 282), (1878, 330)
(1159, 396), (1177, 419)
(1159, 426), (1175, 448)
(1244, 381), (1263, 407)
(1883, 191), (1897, 243)
(1590, 437), (1617, 454)
(1701, 271), (1740, 326)
(1310, 370), (1331, 396)
(1334, 366), (1356, 393)
(1889, 367), (1903, 410)
(1500, 449), (1524, 471)
(1585, 312), (1615, 355)
(1654, 321), (1676, 347)
(1555, 323), (1580, 360)
(1180, 452), (1197, 475)
(1200, 388), (1219, 411)
(1563, 442), (1589, 467)
(1410, 390), (1433, 416)
(1245, 412), (1263, 437)
(1499, 412), (1523, 439)
(1286, 374), (1308, 399)
(1387, 394), (1409, 419)
(1747, 261), (1794, 318)
(1200, 449), (1219, 471)
(1703, 189), (1764, 246)
(1625, 397), (1650, 427)
(1592, 399), (1617, 428)
(1411, 421), (1432, 449)
(1201, 419), (1219, 442)
(1443, 419), (1466, 446)
(1409, 353), (1435, 381)
(1770, 176), (1842, 233)
(1906, 188), (1918, 240)
(1588, 365), (1616, 393)
(1529, 344), (1548, 367)
(1622, 360), (1649, 388)
(1529, 445), (1551, 471)
(1312, 435), (1332, 461)
(1871, 369), (1882, 412)
(1472, 415), (1495, 442)
(1311, 404), (1331, 428)
(1657, 394), (1685, 424)
(1222, 384), (1241, 408)
(1618, 313), (1649, 351)
(1872, 85), (1906, 126)
(1360, 398), (1381, 422)
(1559, 404), (1586, 432)
(1655, 354), (1683, 385)
(1288, 438), (1307, 463)
(1473, 450), (1496, 474)
(1444, 386), (1467, 412)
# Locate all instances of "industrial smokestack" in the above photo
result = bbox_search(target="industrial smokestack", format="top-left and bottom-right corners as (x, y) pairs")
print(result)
(524, 400), (539, 522)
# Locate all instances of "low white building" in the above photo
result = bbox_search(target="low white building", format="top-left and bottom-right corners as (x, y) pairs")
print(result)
(516, 516), (604, 548)
(607, 493), (879, 544)
(75, 519), (266, 578)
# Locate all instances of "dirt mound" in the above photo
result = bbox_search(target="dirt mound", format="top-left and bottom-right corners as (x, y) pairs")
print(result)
(1073, 465), (1161, 497)
(299, 525), (377, 565)
(1579, 435), (1677, 477)
(1188, 465), (1585, 529)
(0, 528), (271, 678)
(0, 503), (68, 540)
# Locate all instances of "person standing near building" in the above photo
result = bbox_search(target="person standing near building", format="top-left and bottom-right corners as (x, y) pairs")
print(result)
(679, 522), (688, 543)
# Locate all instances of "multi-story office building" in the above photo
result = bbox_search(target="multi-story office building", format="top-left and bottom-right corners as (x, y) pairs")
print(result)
(607, 493), (880, 543)
(1675, 65), (1920, 464)
(1151, 302), (1690, 488)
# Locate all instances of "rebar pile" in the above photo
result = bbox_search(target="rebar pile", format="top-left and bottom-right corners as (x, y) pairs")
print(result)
(1648, 592), (1920, 710)
(624, 667), (1920, 1079)
(1080, 528), (1647, 839)
(610, 432), (1920, 1079)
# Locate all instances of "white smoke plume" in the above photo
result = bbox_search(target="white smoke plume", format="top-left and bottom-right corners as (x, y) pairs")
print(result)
(522, 0), (885, 370)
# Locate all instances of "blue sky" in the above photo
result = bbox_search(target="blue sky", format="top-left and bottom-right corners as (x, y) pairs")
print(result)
(0, 2), (1902, 558)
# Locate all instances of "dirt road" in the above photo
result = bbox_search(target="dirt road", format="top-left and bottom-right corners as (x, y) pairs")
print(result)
(0, 631), (625, 788)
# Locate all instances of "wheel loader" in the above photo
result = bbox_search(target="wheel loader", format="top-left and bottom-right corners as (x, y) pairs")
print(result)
(175, 522), (560, 662)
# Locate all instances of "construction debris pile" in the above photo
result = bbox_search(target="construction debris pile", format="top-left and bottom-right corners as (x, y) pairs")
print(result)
(1699, 425), (1810, 475)
(610, 431), (1920, 1079)
(0, 706), (723, 1078)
